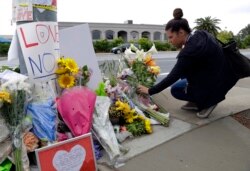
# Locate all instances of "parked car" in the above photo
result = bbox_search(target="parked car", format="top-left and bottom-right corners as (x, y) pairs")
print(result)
(111, 43), (139, 54)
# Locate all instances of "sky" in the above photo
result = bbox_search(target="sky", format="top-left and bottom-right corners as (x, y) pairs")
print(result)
(0, 0), (250, 35)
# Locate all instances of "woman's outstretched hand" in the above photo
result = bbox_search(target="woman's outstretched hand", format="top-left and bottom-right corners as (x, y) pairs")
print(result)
(136, 85), (149, 95)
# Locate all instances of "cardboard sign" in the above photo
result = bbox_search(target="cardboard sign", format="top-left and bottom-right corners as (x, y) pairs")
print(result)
(35, 133), (97, 171)
(59, 24), (102, 90)
(16, 22), (60, 82)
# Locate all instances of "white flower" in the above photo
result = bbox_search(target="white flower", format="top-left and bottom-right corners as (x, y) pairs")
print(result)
(130, 43), (139, 52)
(104, 80), (111, 88)
(1, 79), (31, 94)
(17, 81), (32, 94)
(136, 49), (145, 61)
(145, 43), (158, 56)
(125, 48), (135, 56)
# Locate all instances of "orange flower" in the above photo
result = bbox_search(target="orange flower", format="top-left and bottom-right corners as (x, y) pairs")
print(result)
(149, 66), (160, 75)
(144, 55), (156, 66)
(23, 132), (39, 152)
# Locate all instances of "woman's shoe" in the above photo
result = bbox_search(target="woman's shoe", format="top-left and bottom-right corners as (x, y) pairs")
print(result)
(181, 102), (198, 111)
(196, 104), (218, 118)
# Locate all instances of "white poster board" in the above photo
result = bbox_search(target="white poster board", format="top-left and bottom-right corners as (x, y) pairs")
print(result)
(59, 24), (102, 90)
(16, 22), (60, 82)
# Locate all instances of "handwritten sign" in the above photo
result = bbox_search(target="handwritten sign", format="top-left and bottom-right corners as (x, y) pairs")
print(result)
(17, 22), (60, 82)
(35, 133), (97, 171)
(12, 0), (33, 22)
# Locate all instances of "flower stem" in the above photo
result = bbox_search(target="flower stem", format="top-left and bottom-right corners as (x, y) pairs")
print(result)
(13, 147), (22, 171)
(133, 101), (169, 127)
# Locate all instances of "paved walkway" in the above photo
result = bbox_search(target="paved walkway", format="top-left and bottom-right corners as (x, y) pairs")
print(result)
(117, 117), (250, 171)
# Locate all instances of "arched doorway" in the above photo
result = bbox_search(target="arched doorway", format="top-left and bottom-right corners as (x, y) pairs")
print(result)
(142, 31), (150, 39)
(130, 31), (139, 41)
(118, 31), (128, 42)
(92, 30), (101, 40)
(105, 30), (114, 40)
(154, 31), (161, 41)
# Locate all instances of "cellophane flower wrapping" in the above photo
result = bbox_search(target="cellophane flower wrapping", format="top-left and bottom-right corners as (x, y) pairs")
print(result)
(26, 98), (57, 142)
(25, 80), (58, 144)
(56, 86), (96, 137)
(92, 96), (123, 167)
(0, 71), (31, 171)
(0, 117), (10, 143)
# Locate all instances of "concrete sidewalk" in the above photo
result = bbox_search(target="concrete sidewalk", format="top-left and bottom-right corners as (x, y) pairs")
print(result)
(98, 78), (250, 171)
(117, 117), (250, 171)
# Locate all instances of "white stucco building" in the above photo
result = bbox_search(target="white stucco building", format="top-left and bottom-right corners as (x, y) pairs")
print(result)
(59, 20), (167, 42)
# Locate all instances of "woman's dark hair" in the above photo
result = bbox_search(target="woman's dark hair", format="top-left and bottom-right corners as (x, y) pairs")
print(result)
(165, 8), (191, 33)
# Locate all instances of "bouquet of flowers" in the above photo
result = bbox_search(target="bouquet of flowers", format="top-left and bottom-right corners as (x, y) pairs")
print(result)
(0, 76), (31, 171)
(111, 99), (152, 136)
(119, 44), (169, 127)
(120, 43), (160, 88)
(55, 56), (92, 89)
(55, 56), (96, 139)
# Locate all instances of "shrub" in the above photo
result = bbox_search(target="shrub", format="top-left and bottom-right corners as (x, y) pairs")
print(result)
(110, 37), (124, 48)
(0, 43), (10, 56)
(93, 39), (110, 52)
(138, 38), (152, 51)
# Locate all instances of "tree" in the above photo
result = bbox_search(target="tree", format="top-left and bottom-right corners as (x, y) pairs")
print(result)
(243, 35), (250, 48)
(237, 24), (250, 40)
(194, 16), (221, 37)
(216, 30), (234, 43)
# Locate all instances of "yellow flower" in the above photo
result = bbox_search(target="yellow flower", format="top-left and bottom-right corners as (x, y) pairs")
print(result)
(144, 119), (152, 134)
(57, 57), (66, 65)
(115, 100), (131, 113)
(133, 115), (139, 120)
(115, 100), (121, 106)
(55, 67), (68, 75)
(149, 66), (160, 75)
(123, 104), (131, 114)
(129, 109), (136, 115)
(0, 91), (11, 103)
(116, 106), (124, 111)
(144, 55), (156, 66)
(138, 114), (145, 120)
(126, 117), (134, 123)
(115, 100), (124, 111)
(58, 74), (75, 88)
(64, 58), (79, 74)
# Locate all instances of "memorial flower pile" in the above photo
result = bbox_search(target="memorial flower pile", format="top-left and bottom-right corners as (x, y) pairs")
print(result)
(0, 46), (170, 170)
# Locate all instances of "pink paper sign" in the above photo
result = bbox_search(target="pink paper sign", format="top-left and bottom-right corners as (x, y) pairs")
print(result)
(35, 133), (97, 171)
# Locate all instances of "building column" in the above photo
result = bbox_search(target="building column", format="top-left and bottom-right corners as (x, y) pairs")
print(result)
(113, 31), (118, 39)
(101, 30), (105, 39)
(150, 32), (154, 41)
(138, 32), (142, 39)
(161, 32), (166, 41)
